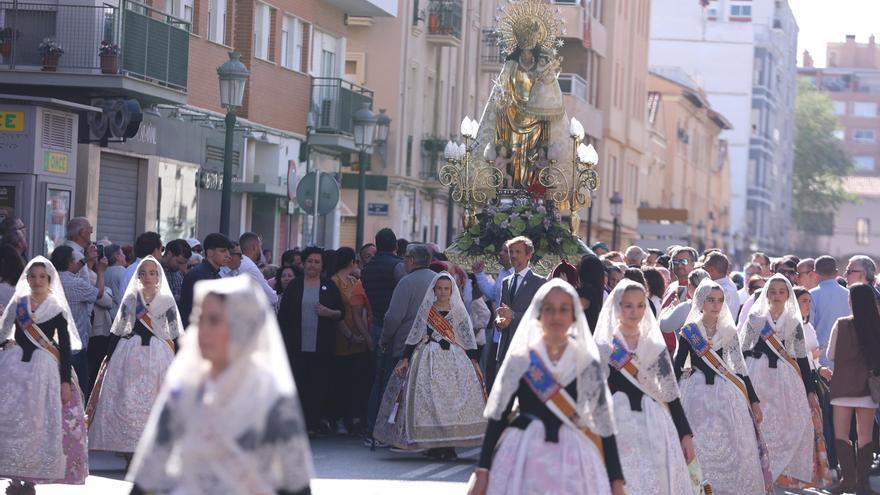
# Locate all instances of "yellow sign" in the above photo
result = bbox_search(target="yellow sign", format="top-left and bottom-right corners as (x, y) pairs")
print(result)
(44, 151), (69, 174)
(0, 111), (24, 132)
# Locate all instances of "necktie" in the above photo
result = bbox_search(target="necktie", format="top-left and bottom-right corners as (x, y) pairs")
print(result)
(510, 273), (520, 302)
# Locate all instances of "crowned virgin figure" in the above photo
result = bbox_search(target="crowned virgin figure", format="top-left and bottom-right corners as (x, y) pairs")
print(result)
(477, 0), (571, 190)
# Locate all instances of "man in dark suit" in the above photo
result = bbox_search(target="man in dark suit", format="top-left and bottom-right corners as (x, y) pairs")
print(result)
(495, 236), (545, 364)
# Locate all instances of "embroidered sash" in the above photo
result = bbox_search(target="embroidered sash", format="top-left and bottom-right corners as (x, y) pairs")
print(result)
(523, 349), (603, 455)
(681, 323), (749, 402)
(15, 297), (61, 363)
(682, 323), (774, 494)
(758, 321), (800, 374)
(608, 335), (657, 398)
(85, 357), (108, 427)
(137, 294), (176, 353)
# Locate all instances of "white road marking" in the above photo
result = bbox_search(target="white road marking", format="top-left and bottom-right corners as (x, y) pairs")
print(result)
(399, 463), (446, 479)
(428, 464), (473, 479)
(458, 448), (480, 458)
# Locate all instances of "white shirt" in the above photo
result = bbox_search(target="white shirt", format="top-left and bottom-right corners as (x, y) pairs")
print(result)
(508, 267), (531, 296)
(221, 255), (278, 306)
(715, 276), (742, 321)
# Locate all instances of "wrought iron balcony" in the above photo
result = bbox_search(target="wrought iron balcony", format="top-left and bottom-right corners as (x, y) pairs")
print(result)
(0, 0), (189, 92)
(480, 28), (504, 68)
(310, 77), (375, 154)
(426, 0), (462, 47)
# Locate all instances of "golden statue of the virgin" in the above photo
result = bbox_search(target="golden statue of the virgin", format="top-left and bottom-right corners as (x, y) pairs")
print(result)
(478, 0), (569, 190)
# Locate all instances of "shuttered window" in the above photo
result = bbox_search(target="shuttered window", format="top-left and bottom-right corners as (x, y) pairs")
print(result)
(97, 154), (140, 246)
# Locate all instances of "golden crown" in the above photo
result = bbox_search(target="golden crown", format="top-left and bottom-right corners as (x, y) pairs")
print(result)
(496, 0), (565, 55)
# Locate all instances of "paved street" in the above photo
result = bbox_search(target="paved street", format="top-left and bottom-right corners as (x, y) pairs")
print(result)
(17, 435), (880, 494)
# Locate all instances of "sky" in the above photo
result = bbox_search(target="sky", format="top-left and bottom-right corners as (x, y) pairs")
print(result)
(789, 0), (880, 67)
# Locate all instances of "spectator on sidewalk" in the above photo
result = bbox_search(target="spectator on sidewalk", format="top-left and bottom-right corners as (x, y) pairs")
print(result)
(179, 233), (232, 325)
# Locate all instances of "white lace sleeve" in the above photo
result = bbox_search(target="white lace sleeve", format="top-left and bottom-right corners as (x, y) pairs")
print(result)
(578, 359), (616, 437)
(641, 348), (680, 403)
(787, 322), (808, 359)
(739, 316), (763, 353)
(723, 332), (749, 376)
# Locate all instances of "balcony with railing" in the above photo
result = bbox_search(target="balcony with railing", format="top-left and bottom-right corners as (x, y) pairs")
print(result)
(558, 73), (587, 101)
(310, 77), (375, 154)
(480, 28), (504, 70)
(426, 0), (462, 47)
(0, 0), (189, 102)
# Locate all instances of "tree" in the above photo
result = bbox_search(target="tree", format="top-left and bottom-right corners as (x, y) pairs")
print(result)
(791, 78), (854, 232)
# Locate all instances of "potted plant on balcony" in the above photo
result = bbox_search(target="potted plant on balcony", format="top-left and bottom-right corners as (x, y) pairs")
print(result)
(0, 28), (20, 59)
(38, 38), (63, 71)
(99, 40), (120, 74)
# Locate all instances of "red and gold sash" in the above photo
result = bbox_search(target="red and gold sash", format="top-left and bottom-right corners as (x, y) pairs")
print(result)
(15, 296), (61, 363)
(137, 294), (175, 353)
(427, 306), (486, 397)
(759, 320), (800, 374)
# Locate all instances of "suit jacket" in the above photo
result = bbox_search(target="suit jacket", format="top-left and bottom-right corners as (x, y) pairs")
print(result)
(496, 268), (545, 363)
(277, 277), (344, 357)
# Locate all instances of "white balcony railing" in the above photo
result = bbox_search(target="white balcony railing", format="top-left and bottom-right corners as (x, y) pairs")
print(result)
(558, 73), (588, 102)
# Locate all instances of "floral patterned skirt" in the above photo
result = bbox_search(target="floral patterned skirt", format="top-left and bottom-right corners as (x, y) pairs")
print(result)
(0, 345), (87, 484)
(487, 420), (610, 495)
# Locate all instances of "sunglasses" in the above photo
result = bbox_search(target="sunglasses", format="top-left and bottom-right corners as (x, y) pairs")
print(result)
(671, 259), (690, 266)
(846, 269), (865, 275)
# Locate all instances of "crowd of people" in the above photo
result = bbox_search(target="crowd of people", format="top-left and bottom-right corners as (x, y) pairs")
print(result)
(1, 213), (880, 495)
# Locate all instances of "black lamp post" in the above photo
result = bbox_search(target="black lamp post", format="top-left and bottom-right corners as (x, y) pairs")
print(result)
(610, 191), (623, 251)
(217, 51), (250, 236)
(353, 103), (377, 250)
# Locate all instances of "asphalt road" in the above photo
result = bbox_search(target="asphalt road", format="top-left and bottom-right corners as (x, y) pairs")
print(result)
(14, 437), (875, 494)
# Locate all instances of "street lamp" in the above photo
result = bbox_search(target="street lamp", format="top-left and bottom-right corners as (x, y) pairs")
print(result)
(375, 109), (391, 146)
(610, 191), (623, 251)
(353, 102), (377, 250)
(217, 51), (250, 236)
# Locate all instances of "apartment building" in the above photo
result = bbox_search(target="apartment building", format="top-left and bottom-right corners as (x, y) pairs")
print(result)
(650, 0), (799, 255)
(0, 0), (394, 254)
(642, 67), (732, 254)
(798, 35), (880, 258)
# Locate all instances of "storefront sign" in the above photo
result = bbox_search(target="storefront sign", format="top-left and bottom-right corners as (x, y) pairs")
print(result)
(368, 203), (389, 216)
(43, 151), (69, 174)
(0, 111), (24, 132)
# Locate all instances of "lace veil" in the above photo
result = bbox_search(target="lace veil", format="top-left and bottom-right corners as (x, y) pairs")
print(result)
(110, 256), (183, 340)
(684, 279), (749, 375)
(405, 271), (476, 350)
(484, 278), (615, 437)
(738, 274), (807, 359)
(0, 255), (82, 352)
(594, 279), (679, 403)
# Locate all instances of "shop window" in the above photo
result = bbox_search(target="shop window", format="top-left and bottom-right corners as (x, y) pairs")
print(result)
(158, 161), (199, 241)
(45, 189), (70, 254)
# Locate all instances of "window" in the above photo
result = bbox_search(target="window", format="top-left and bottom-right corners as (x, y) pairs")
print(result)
(833, 101), (846, 115)
(207, 0), (226, 43)
(165, 0), (193, 22)
(254, 3), (271, 60)
(281, 15), (305, 71)
(310, 29), (340, 77)
(731, 5), (752, 17)
(853, 129), (876, 143)
(854, 155), (876, 171)
(857, 218), (870, 245)
(854, 102), (878, 117)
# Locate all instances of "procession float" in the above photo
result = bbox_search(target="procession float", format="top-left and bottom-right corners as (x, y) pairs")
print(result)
(441, 0), (599, 274)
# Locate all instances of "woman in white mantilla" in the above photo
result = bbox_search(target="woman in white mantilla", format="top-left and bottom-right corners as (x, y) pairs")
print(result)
(374, 272), (486, 459)
(88, 256), (183, 455)
(593, 279), (696, 495)
(673, 279), (772, 495)
(127, 275), (313, 495)
(467, 279), (624, 495)
(739, 274), (816, 486)
(0, 256), (88, 494)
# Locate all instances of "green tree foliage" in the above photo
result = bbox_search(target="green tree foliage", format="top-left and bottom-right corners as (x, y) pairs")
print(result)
(792, 78), (854, 232)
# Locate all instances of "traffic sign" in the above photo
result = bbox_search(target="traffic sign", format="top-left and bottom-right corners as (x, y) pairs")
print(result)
(296, 171), (340, 216)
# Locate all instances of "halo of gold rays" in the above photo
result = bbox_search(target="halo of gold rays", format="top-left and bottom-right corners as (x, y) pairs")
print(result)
(496, 0), (566, 56)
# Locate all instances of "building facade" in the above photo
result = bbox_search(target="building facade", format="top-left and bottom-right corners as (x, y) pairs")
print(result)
(0, 0), (395, 255)
(642, 68), (732, 254)
(649, 0), (798, 255)
(798, 35), (880, 258)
